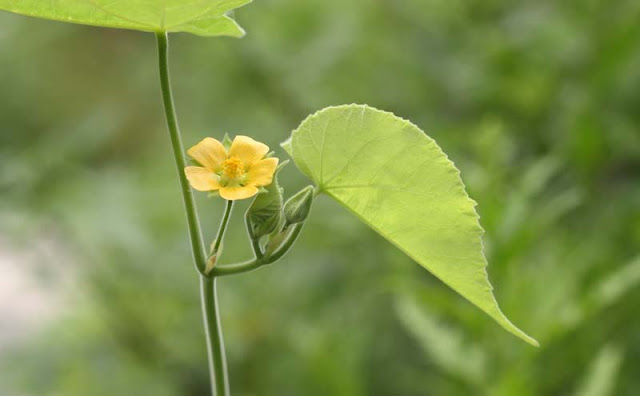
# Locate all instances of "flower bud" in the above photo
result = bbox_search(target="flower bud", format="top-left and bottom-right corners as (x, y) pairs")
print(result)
(246, 170), (284, 239)
(283, 186), (314, 226)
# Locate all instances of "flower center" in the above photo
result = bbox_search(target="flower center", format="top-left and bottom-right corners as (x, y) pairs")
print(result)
(222, 157), (245, 180)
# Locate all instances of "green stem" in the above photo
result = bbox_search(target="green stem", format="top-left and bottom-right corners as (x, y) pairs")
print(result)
(156, 32), (207, 275)
(213, 222), (304, 277)
(156, 32), (229, 396)
(211, 200), (234, 255)
(244, 211), (264, 259)
(200, 277), (230, 396)
(267, 223), (304, 263)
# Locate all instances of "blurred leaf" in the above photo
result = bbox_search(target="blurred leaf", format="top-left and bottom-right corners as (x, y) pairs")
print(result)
(283, 104), (538, 346)
(0, 0), (251, 37)
(585, 255), (640, 314)
(395, 295), (487, 385)
(574, 344), (623, 396)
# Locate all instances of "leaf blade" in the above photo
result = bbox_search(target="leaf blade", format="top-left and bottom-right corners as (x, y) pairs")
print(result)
(283, 104), (538, 346)
(0, 0), (251, 37)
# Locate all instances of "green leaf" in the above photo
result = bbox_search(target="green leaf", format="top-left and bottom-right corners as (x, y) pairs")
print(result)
(0, 0), (251, 37)
(574, 344), (623, 396)
(283, 104), (538, 346)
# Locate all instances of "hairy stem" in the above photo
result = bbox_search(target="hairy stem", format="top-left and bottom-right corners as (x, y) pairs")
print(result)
(156, 32), (229, 396)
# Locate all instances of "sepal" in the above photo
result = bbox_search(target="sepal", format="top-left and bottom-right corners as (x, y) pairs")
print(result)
(222, 133), (233, 150)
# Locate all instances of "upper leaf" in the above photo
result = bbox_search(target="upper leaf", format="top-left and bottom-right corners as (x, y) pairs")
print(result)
(0, 0), (251, 37)
(283, 104), (538, 346)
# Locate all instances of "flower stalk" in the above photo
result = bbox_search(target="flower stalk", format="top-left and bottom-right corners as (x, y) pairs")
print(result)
(210, 200), (234, 256)
(212, 221), (305, 277)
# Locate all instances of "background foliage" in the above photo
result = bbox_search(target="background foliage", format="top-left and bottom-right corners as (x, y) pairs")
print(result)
(1, 0), (639, 395)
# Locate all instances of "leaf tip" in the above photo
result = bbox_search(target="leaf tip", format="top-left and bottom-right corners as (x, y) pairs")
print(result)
(492, 310), (540, 347)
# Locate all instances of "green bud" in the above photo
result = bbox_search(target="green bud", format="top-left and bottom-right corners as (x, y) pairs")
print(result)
(246, 166), (286, 239)
(283, 186), (315, 226)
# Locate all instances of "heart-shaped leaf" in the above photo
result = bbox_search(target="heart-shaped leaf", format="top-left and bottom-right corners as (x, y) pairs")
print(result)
(283, 104), (538, 346)
(0, 0), (251, 37)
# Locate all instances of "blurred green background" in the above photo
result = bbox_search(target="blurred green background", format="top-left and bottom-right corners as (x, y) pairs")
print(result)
(1, 0), (639, 395)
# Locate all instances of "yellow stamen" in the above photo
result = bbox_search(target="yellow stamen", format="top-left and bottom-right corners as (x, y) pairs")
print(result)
(222, 157), (245, 180)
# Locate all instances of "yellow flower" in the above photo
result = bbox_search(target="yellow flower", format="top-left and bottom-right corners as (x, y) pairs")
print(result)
(184, 136), (279, 201)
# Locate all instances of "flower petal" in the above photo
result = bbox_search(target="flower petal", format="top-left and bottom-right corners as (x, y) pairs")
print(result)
(248, 157), (279, 187)
(185, 166), (221, 192)
(187, 138), (227, 170)
(228, 135), (269, 165)
(219, 185), (259, 200)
